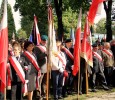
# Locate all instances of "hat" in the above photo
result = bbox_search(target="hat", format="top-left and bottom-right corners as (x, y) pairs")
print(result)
(65, 39), (72, 43)
(92, 43), (98, 47)
(24, 41), (34, 50)
(41, 35), (48, 41)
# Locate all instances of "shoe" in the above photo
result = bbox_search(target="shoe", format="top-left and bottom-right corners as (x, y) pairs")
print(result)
(63, 94), (68, 97)
(91, 89), (97, 92)
(79, 92), (82, 95)
(58, 96), (63, 99)
(103, 86), (109, 91)
(67, 91), (72, 95)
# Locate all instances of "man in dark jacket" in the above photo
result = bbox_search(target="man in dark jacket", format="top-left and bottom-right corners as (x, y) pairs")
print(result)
(91, 43), (109, 92)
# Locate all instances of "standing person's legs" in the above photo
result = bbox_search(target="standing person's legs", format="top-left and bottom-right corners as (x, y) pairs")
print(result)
(91, 73), (96, 91)
(52, 71), (59, 99)
(104, 67), (113, 86)
(28, 91), (33, 100)
(11, 82), (17, 100)
(17, 82), (23, 100)
(41, 73), (47, 96)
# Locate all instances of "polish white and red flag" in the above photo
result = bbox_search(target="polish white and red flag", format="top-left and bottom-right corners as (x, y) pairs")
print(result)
(81, 15), (93, 67)
(72, 8), (82, 76)
(88, 0), (105, 24)
(0, 0), (8, 93)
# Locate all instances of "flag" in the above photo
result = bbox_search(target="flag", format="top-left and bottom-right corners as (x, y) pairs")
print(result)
(0, 0), (8, 93)
(29, 15), (41, 45)
(70, 28), (75, 46)
(47, 6), (54, 67)
(81, 15), (93, 67)
(88, 0), (105, 24)
(72, 8), (82, 76)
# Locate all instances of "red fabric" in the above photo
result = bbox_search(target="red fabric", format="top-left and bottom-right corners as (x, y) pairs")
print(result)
(34, 16), (41, 45)
(9, 57), (25, 84)
(63, 70), (68, 77)
(72, 9), (82, 76)
(81, 16), (93, 67)
(88, 0), (105, 24)
(24, 51), (40, 71)
(0, 0), (8, 93)
(6, 63), (11, 90)
(62, 47), (74, 60)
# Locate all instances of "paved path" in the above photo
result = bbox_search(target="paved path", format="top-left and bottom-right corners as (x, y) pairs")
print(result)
(86, 92), (115, 100)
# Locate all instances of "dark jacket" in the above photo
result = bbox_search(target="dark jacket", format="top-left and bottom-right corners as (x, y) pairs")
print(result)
(33, 46), (47, 68)
(93, 50), (104, 73)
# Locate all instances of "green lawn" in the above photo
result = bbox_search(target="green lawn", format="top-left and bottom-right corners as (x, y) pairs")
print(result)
(59, 88), (115, 100)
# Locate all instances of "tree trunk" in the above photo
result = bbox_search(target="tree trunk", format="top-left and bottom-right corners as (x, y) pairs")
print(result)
(54, 0), (63, 41)
(103, 0), (112, 42)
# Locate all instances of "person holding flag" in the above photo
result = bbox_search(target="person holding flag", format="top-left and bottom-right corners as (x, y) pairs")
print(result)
(51, 40), (68, 100)
(33, 35), (48, 99)
(61, 39), (74, 96)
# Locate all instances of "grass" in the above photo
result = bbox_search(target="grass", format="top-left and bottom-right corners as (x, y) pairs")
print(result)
(59, 88), (115, 100)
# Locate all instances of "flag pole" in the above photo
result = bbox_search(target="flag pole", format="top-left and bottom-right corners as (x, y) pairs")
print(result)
(85, 62), (89, 95)
(77, 56), (80, 100)
(46, 1), (52, 99)
(4, 88), (6, 100)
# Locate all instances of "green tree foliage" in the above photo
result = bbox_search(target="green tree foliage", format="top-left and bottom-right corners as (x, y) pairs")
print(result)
(14, 0), (48, 36)
(14, 0), (91, 40)
(8, 4), (16, 40)
(17, 29), (27, 39)
(21, 16), (33, 38)
(112, 21), (115, 35)
(95, 18), (106, 34)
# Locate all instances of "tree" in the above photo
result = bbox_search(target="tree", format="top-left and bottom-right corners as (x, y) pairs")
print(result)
(14, 0), (90, 41)
(103, 0), (113, 41)
(95, 18), (106, 34)
(21, 16), (33, 38)
(14, 0), (48, 36)
(8, 4), (16, 40)
(17, 29), (27, 39)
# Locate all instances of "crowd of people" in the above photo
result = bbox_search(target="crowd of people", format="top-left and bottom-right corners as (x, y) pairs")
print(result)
(0, 35), (115, 100)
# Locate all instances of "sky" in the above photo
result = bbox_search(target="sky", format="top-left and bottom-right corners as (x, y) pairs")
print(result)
(8, 0), (21, 31)
(0, 0), (107, 31)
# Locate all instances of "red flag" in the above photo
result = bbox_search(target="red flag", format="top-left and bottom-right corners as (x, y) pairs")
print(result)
(0, 0), (8, 93)
(88, 0), (105, 24)
(81, 16), (93, 67)
(29, 15), (41, 45)
(72, 9), (82, 76)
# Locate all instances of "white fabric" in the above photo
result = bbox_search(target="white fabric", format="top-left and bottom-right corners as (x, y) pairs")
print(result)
(51, 51), (66, 71)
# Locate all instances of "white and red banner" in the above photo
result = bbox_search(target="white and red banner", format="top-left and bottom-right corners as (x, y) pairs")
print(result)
(88, 0), (105, 24)
(81, 15), (93, 67)
(62, 47), (74, 61)
(72, 8), (82, 76)
(0, 0), (8, 93)
(24, 51), (40, 71)
(9, 56), (25, 84)
(103, 49), (113, 57)
(93, 52), (102, 62)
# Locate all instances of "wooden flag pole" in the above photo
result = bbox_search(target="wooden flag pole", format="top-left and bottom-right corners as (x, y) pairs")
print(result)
(46, 63), (50, 100)
(4, 88), (6, 100)
(77, 53), (81, 100)
(85, 62), (89, 95)
(77, 65), (80, 100)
